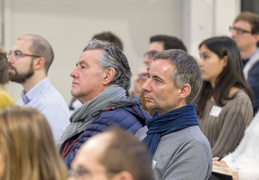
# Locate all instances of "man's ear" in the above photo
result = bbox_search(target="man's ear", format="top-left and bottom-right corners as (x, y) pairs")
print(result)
(34, 57), (45, 70)
(103, 67), (116, 85)
(179, 84), (191, 99)
(254, 33), (259, 44)
(112, 171), (134, 180)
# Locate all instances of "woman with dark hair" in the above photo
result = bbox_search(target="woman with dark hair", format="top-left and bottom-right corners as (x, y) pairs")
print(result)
(196, 36), (253, 158)
(0, 49), (14, 109)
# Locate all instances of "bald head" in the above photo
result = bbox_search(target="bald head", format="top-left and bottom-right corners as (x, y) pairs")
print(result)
(18, 34), (54, 73)
(69, 127), (153, 180)
(73, 132), (114, 166)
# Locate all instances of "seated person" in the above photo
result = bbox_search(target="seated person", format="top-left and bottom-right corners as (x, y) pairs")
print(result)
(68, 126), (153, 180)
(132, 35), (187, 116)
(212, 110), (259, 180)
(196, 36), (253, 157)
(69, 31), (124, 113)
(58, 40), (150, 167)
(0, 48), (14, 109)
(0, 106), (67, 180)
(136, 49), (212, 180)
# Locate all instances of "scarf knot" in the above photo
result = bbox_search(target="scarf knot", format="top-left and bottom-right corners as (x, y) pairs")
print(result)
(142, 104), (199, 156)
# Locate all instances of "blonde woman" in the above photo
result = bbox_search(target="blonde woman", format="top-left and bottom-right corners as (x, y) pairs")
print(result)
(0, 106), (67, 180)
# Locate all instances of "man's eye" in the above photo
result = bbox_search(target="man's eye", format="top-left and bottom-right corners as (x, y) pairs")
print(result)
(14, 51), (22, 57)
(80, 66), (85, 69)
(237, 29), (244, 34)
(76, 167), (89, 176)
(155, 79), (161, 83)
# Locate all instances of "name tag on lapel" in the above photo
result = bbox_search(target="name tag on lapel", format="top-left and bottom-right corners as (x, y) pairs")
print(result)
(152, 160), (157, 169)
(210, 106), (222, 117)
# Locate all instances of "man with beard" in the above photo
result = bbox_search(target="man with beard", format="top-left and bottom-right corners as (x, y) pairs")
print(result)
(135, 49), (212, 180)
(132, 35), (187, 116)
(7, 34), (70, 144)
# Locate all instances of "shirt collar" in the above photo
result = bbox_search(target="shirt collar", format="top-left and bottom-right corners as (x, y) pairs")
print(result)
(20, 77), (50, 104)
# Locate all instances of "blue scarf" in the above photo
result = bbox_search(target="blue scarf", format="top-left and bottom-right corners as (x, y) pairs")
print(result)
(142, 104), (199, 156)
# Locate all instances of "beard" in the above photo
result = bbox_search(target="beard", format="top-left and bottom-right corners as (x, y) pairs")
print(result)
(8, 61), (34, 83)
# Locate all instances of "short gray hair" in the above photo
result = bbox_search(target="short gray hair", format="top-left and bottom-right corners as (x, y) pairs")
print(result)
(83, 40), (132, 91)
(154, 49), (202, 104)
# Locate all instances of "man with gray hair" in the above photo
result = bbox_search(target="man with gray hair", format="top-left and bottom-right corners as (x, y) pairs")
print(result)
(58, 40), (150, 167)
(135, 49), (212, 180)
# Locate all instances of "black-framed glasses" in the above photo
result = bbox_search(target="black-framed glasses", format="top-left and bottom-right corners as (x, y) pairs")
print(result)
(229, 26), (252, 35)
(7, 50), (41, 59)
(144, 50), (159, 59)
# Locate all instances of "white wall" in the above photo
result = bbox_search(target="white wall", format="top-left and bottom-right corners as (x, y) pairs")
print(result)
(2, 0), (240, 104)
(182, 0), (240, 58)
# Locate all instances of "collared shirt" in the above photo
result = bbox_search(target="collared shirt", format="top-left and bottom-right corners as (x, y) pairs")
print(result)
(17, 77), (70, 144)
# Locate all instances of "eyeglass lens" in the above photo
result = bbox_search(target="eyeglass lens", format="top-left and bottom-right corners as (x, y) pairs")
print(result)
(229, 26), (251, 35)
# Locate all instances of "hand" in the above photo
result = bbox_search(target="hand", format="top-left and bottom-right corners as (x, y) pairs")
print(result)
(213, 157), (238, 179)
(212, 157), (229, 168)
(232, 171), (238, 180)
(132, 67), (148, 95)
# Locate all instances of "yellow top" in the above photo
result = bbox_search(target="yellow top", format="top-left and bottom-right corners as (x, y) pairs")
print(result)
(0, 88), (15, 109)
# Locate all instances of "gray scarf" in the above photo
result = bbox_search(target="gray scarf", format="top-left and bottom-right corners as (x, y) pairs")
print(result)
(57, 85), (126, 150)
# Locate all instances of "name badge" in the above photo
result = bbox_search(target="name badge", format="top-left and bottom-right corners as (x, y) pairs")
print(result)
(152, 160), (157, 169)
(209, 106), (222, 117)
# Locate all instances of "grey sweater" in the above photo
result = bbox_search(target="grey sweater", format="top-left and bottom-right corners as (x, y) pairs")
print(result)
(136, 126), (212, 180)
(199, 89), (253, 157)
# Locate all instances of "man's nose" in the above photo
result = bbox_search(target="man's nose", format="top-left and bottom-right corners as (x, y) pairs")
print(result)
(70, 68), (78, 78)
(142, 78), (151, 92)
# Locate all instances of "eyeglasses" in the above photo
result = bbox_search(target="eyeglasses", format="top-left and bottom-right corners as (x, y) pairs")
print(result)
(7, 50), (41, 59)
(229, 26), (252, 35)
(68, 166), (88, 178)
(68, 166), (121, 178)
(144, 50), (159, 59)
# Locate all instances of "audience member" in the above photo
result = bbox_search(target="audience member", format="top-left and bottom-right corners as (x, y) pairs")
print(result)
(58, 40), (150, 167)
(6, 34), (70, 144)
(135, 49), (212, 180)
(211, 110), (259, 180)
(69, 31), (123, 113)
(0, 106), (67, 180)
(196, 36), (253, 157)
(68, 127), (153, 180)
(230, 11), (259, 113)
(132, 35), (187, 115)
(92, 31), (123, 51)
(0, 48), (14, 109)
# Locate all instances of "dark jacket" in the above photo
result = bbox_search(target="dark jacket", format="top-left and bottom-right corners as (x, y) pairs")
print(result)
(61, 101), (150, 166)
(247, 61), (259, 114)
